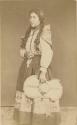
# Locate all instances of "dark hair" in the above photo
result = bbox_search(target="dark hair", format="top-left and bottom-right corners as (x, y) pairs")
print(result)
(20, 9), (45, 49)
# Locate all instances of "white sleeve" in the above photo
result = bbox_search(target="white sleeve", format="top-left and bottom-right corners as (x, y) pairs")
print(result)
(39, 37), (53, 73)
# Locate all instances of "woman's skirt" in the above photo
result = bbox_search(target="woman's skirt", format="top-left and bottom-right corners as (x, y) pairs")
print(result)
(13, 55), (61, 125)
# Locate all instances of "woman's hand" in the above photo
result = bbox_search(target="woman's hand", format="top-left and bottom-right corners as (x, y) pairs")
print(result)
(39, 71), (46, 83)
(20, 48), (26, 57)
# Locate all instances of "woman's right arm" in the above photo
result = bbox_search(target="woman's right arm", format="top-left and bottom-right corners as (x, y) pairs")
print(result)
(20, 48), (26, 57)
(20, 37), (26, 58)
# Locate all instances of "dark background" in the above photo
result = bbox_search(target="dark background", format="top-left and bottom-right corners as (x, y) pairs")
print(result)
(1, 0), (77, 106)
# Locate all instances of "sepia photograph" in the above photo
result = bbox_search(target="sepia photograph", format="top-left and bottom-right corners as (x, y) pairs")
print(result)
(0, 0), (77, 125)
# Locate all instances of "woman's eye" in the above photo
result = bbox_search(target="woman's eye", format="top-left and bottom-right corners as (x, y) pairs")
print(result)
(32, 16), (36, 19)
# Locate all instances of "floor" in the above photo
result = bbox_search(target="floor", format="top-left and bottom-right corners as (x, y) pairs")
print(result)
(1, 107), (77, 125)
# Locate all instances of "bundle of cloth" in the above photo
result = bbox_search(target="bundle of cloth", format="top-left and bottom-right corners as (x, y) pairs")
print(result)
(23, 75), (63, 101)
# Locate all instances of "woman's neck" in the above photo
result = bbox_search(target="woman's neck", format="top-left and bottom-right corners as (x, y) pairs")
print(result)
(31, 24), (40, 31)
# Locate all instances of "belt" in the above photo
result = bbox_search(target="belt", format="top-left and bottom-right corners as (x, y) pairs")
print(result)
(26, 51), (41, 59)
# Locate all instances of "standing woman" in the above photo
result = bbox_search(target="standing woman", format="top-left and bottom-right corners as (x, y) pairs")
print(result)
(14, 9), (61, 125)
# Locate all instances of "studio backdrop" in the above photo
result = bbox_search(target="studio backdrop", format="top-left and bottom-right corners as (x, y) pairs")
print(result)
(1, 0), (77, 106)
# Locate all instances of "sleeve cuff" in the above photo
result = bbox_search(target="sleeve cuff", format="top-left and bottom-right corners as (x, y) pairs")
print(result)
(40, 66), (47, 73)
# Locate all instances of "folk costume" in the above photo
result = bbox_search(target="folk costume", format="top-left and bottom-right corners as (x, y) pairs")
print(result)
(14, 24), (61, 125)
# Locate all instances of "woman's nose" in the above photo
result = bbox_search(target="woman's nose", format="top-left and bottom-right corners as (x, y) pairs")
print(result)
(30, 18), (34, 22)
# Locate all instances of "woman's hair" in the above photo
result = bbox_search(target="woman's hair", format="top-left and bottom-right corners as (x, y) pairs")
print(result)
(21, 9), (45, 49)
(29, 9), (45, 23)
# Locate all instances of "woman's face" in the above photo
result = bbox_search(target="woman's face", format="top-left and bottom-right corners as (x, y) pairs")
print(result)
(29, 12), (40, 28)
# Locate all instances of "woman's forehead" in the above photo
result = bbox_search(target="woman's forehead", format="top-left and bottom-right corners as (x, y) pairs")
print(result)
(30, 12), (39, 17)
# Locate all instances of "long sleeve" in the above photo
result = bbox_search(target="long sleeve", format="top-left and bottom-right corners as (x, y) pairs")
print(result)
(39, 24), (53, 72)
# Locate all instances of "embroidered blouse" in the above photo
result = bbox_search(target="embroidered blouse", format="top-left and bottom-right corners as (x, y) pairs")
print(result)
(21, 24), (53, 72)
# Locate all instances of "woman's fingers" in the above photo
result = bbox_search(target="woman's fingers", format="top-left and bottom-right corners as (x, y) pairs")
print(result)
(39, 78), (46, 83)
(39, 72), (46, 83)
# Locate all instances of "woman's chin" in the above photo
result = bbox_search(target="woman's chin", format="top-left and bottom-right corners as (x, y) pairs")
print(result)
(31, 24), (35, 28)
(31, 24), (40, 29)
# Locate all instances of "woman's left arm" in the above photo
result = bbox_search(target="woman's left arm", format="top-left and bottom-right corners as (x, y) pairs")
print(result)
(40, 39), (53, 72)
(39, 25), (53, 83)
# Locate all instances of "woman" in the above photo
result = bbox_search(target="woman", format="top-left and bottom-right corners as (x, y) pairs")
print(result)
(14, 9), (61, 125)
